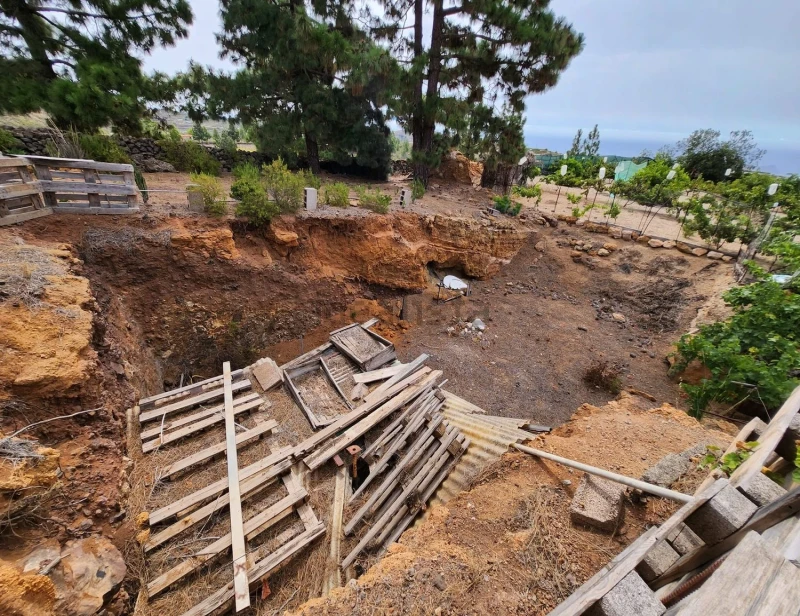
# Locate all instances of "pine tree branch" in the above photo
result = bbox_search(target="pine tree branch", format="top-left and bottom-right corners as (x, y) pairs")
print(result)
(35, 7), (165, 20)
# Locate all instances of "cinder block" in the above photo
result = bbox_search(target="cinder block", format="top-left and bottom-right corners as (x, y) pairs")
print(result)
(740, 472), (786, 506)
(685, 484), (757, 545)
(637, 540), (680, 582)
(304, 187), (318, 211)
(586, 571), (665, 616)
(669, 525), (705, 556)
(570, 474), (625, 532)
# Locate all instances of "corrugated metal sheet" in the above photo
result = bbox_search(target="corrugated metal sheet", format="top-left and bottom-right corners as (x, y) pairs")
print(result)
(427, 389), (538, 508)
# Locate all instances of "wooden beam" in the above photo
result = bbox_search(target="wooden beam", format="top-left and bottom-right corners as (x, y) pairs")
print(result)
(547, 479), (728, 616)
(139, 379), (251, 424)
(141, 396), (262, 453)
(145, 456), (294, 552)
(38, 180), (137, 195)
(179, 522), (326, 616)
(139, 369), (245, 408)
(322, 465), (348, 596)
(352, 364), (405, 384)
(158, 420), (277, 481)
(140, 392), (260, 441)
(146, 488), (307, 598)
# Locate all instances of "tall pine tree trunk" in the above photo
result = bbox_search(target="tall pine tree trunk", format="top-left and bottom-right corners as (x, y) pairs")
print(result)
(412, 0), (445, 188)
(305, 132), (320, 175)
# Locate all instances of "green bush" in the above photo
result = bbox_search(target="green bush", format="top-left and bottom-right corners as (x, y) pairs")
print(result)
(513, 184), (542, 205)
(190, 172), (227, 216)
(78, 133), (131, 164)
(411, 179), (425, 202)
(159, 139), (221, 175)
(231, 160), (315, 224)
(134, 168), (149, 203)
(492, 194), (522, 216)
(0, 128), (24, 154)
(671, 277), (800, 418)
(356, 186), (391, 214)
(262, 159), (305, 212)
(323, 183), (350, 208)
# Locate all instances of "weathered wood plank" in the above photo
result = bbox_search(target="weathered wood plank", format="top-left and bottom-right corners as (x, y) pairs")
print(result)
(15, 155), (134, 172)
(179, 522), (326, 616)
(0, 207), (52, 226)
(146, 488), (306, 598)
(39, 180), (138, 195)
(322, 465), (348, 596)
(139, 369), (245, 408)
(141, 396), (262, 453)
(158, 420), (277, 480)
(139, 379), (251, 424)
(352, 364), (405, 384)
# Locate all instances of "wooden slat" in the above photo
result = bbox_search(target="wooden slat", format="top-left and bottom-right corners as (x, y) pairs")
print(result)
(39, 180), (137, 195)
(158, 420), (277, 480)
(14, 155), (134, 172)
(0, 183), (42, 198)
(146, 488), (307, 598)
(139, 379), (251, 424)
(139, 369), (245, 408)
(145, 457), (293, 550)
(323, 465), (348, 596)
(140, 392), (261, 441)
(0, 207), (52, 225)
(51, 205), (139, 214)
(730, 386), (800, 489)
(148, 446), (295, 525)
(749, 559), (800, 615)
(653, 486), (800, 588)
(547, 478), (729, 616)
(222, 362), (250, 612)
(0, 157), (32, 168)
(303, 369), (441, 471)
(179, 522), (326, 616)
(352, 364), (405, 384)
(141, 396), (262, 453)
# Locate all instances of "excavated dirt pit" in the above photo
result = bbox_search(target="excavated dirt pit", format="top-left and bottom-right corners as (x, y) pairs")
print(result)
(0, 205), (739, 616)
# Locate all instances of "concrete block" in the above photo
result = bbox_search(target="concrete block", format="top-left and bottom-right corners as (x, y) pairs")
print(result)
(641, 444), (706, 488)
(622, 229), (632, 241)
(685, 484), (758, 545)
(586, 571), (665, 616)
(570, 474), (625, 532)
(740, 472), (787, 506)
(637, 540), (680, 582)
(400, 188), (412, 207)
(669, 525), (705, 556)
(304, 187), (318, 211)
(251, 357), (283, 391)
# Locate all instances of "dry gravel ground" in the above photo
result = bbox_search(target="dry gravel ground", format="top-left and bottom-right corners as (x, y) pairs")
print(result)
(395, 225), (735, 427)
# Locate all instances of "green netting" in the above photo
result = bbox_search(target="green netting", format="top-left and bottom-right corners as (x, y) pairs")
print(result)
(613, 160), (647, 181)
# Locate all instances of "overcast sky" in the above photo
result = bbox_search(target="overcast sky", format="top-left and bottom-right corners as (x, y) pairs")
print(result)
(143, 0), (800, 158)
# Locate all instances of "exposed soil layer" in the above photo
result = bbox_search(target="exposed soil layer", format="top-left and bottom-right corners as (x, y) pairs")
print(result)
(287, 393), (732, 616)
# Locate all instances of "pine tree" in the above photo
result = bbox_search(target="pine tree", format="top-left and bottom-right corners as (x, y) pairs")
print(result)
(0, 0), (192, 131)
(366, 0), (583, 185)
(582, 124), (600, 157)
(567, 128), (583, 157)
(187, 0), (393, 175)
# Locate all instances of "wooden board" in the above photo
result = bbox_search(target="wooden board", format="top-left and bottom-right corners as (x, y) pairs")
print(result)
(158, 420), (277, 480)
(352, 364), (405, 384)
(139, 379), (251, 424)
(330, 323), (395, 371)
(139, 369), (246, 408)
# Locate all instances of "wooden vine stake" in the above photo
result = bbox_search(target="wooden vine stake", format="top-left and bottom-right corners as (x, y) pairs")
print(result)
(223, 361), (250, 611)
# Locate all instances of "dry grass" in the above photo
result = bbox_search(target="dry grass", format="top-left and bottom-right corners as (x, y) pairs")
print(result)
(582, 359), (624, 395)
(0, 242), (67, 309)
(81, 228), (172, 263)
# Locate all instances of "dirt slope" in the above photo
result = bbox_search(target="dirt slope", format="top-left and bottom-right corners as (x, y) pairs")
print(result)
(287, 393), (732, 616)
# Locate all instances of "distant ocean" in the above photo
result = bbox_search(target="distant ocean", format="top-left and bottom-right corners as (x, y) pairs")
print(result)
(524, 134), (800, 177)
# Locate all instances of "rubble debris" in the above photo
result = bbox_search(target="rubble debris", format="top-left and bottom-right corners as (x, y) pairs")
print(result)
(570, 474), (626, 532)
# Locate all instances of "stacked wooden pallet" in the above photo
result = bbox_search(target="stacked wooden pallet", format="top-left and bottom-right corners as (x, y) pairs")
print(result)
(549, 386), (800, 616)
(0, 157), (47, 226)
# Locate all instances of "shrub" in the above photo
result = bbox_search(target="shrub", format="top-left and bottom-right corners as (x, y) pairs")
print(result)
(262, 159), (305, 212)
(190, 173), (227, 216)
(134, 168), (149, 203)
(323, 183), (350, 208)
(232, 172), (278, 224)
(492, 194), (522, 216)
(583, 359), (623, 394)
(513, 184), (542, 206)
(566, 192), (582, 205)
(356, 186), (391, 214)
(78, 133), (131, 164)
(159, 139), (221, 175)
(411, 178), (425, 201)
(0, 128), (24, 154)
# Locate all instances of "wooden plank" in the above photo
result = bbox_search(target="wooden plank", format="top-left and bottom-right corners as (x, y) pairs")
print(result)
(291, 356), (430, 460)
(730, 385), (800, 489)
(145, 457), (294, 550)
(140, 392), (261, 441)
(51, 205), (140, 214)
(39, 180), (137, 195)
(364, 345), (397, 371)
(0, 183), (42, 198)
(548, 479), (729, 616)
(352, 364), (405, 384)
(158, 420), (277, 480)
(0, 207), (52, 226)
(361, 355), (429, 406)
(749, 559), (800, 615)
(148, 447), (295, 526)
(139, 379), (251, 424)
(674, 531), (784, 616)
(179, 522), (326, 616)
(323, 465), (348, 596)
(146, 488), (307, 597)
(141, 396), (262, 453)
(139, 369), (245, 408)
(653, 486), (800, 588)
(16, 155), (134, 172)
(0, 157), (32, 168)
(225, 364), (250, 613)
(304, 370), (442, 471)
